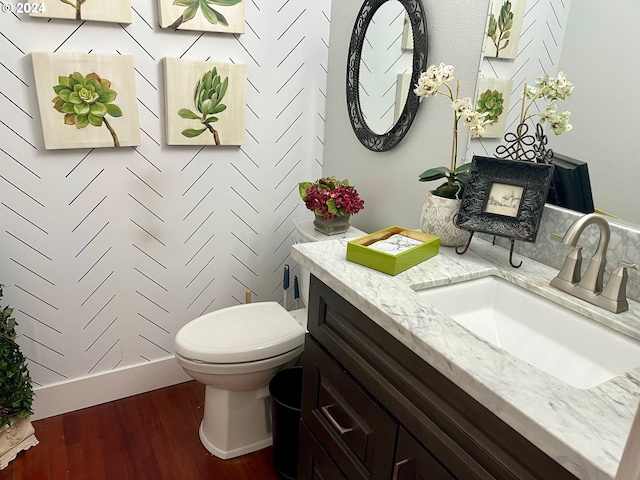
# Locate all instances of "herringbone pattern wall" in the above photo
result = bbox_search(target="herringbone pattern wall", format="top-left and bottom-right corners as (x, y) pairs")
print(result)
(469, 0), (572, 159)
(0, 0), (330, 389)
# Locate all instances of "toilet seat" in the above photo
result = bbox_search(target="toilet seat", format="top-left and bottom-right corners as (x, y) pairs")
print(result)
(174, 302), (304, 364)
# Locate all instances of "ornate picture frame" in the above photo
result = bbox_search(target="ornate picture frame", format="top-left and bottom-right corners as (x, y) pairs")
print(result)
(455, 156), (554, 242)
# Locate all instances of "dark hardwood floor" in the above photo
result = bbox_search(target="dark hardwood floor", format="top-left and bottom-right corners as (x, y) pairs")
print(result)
(3, 381), (282, 480)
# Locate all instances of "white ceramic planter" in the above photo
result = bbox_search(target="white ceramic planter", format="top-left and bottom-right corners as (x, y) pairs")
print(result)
(420, 191), (471, 247)
(0, 417), (38, 470)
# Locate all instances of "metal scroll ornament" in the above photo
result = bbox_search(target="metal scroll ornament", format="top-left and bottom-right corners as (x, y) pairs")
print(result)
(495, 123), (554, 164)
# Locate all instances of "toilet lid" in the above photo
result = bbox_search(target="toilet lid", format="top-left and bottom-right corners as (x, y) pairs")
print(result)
(174, 302), (304, 363)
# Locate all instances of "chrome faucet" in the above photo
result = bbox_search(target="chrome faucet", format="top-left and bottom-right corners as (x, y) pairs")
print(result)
(550, 213), (636, 313)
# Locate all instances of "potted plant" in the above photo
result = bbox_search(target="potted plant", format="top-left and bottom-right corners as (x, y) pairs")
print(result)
(1, 285), (37, 470)
(299, 176), (365, 235)
(413, 63), (490, 246)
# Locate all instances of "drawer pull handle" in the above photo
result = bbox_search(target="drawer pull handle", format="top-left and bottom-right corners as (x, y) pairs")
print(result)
(320, 404), (353, 435)
(392, 459), (410, 480)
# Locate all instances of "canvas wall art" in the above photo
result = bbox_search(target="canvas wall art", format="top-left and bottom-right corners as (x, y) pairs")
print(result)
(475, 77), (513, 138)
(164, 58), (246, 146)
(485, 0), (527, 60)
(32, 52), (141, 150)
(30, 0), (132, 24)
(158, 0), (245, 34)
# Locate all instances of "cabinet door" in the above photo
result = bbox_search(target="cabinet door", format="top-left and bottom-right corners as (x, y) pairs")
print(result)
(393, 428), (456, 480)
(302, 337), (398, 480)
(298, 422), (347, 480)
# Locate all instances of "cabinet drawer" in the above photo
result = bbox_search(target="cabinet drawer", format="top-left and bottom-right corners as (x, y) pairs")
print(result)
(301, 337), (398, 480)
(298, 422), (347, 480)
(393, 427), (455, 480)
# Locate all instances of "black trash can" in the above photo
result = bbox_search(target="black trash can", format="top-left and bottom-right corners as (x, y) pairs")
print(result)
(269, 366), (303, 480)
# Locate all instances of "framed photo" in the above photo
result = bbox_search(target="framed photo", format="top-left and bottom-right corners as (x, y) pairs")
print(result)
(164, 58), (246, 146)
(30, 0), (132, 24)
(158, 0), (245, 33)
(455, 156), (554, 242)
(32, 52), (141, 150)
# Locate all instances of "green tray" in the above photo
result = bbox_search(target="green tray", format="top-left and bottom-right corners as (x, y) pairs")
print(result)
(346, 226), (440, 275)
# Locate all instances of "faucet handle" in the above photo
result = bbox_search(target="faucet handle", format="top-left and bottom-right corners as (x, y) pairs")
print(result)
(619, 262), (638, 271)
(601, 261), (638, 309)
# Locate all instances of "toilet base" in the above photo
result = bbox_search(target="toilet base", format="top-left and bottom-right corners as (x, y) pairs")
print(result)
(199, 385), (273, 459)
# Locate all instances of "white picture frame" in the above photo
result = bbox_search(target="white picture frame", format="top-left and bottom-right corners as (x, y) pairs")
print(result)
(30, 0), (132, 24)
(31, 52), (141, 150)
(164, 58), (246, 146)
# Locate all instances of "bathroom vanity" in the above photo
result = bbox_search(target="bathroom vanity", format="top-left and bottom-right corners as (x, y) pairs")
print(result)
(291, 239), (640, 480)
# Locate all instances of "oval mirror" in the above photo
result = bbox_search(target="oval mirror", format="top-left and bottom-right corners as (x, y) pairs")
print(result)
(346, 0), (428, 152)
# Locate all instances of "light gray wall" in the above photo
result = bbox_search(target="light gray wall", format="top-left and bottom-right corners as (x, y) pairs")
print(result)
(323, 0), (491, 233)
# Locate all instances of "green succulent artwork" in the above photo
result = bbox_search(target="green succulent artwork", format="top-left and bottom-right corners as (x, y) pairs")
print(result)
(169, 0), (242, 30)
(178, 67), (228, 145)
(52, 72), (123, 147)
(476, 89), (505, 124)
(59, 0), (87, 20)
(487, 0), (513, 58)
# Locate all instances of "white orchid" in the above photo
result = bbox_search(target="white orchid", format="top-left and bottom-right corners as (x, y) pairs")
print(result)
(520, 72), (573, 135)
(414, 63), (492, 199)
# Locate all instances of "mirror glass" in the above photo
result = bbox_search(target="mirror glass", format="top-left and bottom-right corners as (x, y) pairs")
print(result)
(346, 0), (427, 152)
(552, 0), (640, 224)
(358, 2), (414, 135)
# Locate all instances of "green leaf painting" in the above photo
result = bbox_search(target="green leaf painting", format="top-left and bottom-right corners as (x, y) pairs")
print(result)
(179, 67), (229, 145)
(487, 0), (513, 58)
(169, 0), (243, 30)
(59, 0), (87, 20)
(52, 72), (122, 147)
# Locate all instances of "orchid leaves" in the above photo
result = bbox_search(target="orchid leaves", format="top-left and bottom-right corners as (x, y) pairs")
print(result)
(169, 0), (242, 30)
(179, 67), (229, 144)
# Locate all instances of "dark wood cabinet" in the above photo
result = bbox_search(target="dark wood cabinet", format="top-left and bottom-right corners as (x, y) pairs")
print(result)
(297, 275), (579, 480)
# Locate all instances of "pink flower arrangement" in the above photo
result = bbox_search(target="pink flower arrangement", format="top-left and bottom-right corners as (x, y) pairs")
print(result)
(299, 177), (365, 219)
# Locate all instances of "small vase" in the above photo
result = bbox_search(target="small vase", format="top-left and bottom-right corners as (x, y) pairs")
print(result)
(313, 214), (351, 235)
(420, 191), (470, 247)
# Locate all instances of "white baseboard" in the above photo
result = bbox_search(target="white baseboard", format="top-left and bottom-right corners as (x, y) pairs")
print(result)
(31, 356), (191, 421)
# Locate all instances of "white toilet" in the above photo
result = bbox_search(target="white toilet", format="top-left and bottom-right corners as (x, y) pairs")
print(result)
(174, 217), (366, 459)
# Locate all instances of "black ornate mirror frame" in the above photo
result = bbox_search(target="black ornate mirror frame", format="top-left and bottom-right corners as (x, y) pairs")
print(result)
(346, 0), (428, 152)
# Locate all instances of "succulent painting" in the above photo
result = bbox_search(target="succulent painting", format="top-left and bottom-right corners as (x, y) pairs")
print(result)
(178, 67), (228, 145)
(169, 0), (242, 30)
(52, 72), (123, 147)
(59, 0), (87, 20)
(476, 89), (505, 124)
(487, 0), (513, 58)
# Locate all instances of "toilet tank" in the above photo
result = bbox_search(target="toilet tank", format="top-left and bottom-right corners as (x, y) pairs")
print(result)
(292, 217), (366, 306)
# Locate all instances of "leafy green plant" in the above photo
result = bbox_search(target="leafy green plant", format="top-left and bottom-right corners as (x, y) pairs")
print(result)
(52, 72), (123, 147)
(59, 0), (86, 20)
(0, 285), (34, 428)
(476, 89), (504, 124)
(179, 67), (228, 145)
(487, 0), (513, 58)
(168, 0), (242, 30)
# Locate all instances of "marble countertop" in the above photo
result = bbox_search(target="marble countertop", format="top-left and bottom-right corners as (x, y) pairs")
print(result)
(291, 237), (640, 480)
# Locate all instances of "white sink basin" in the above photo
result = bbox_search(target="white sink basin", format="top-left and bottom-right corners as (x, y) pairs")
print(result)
(416, 276), (640, 389)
